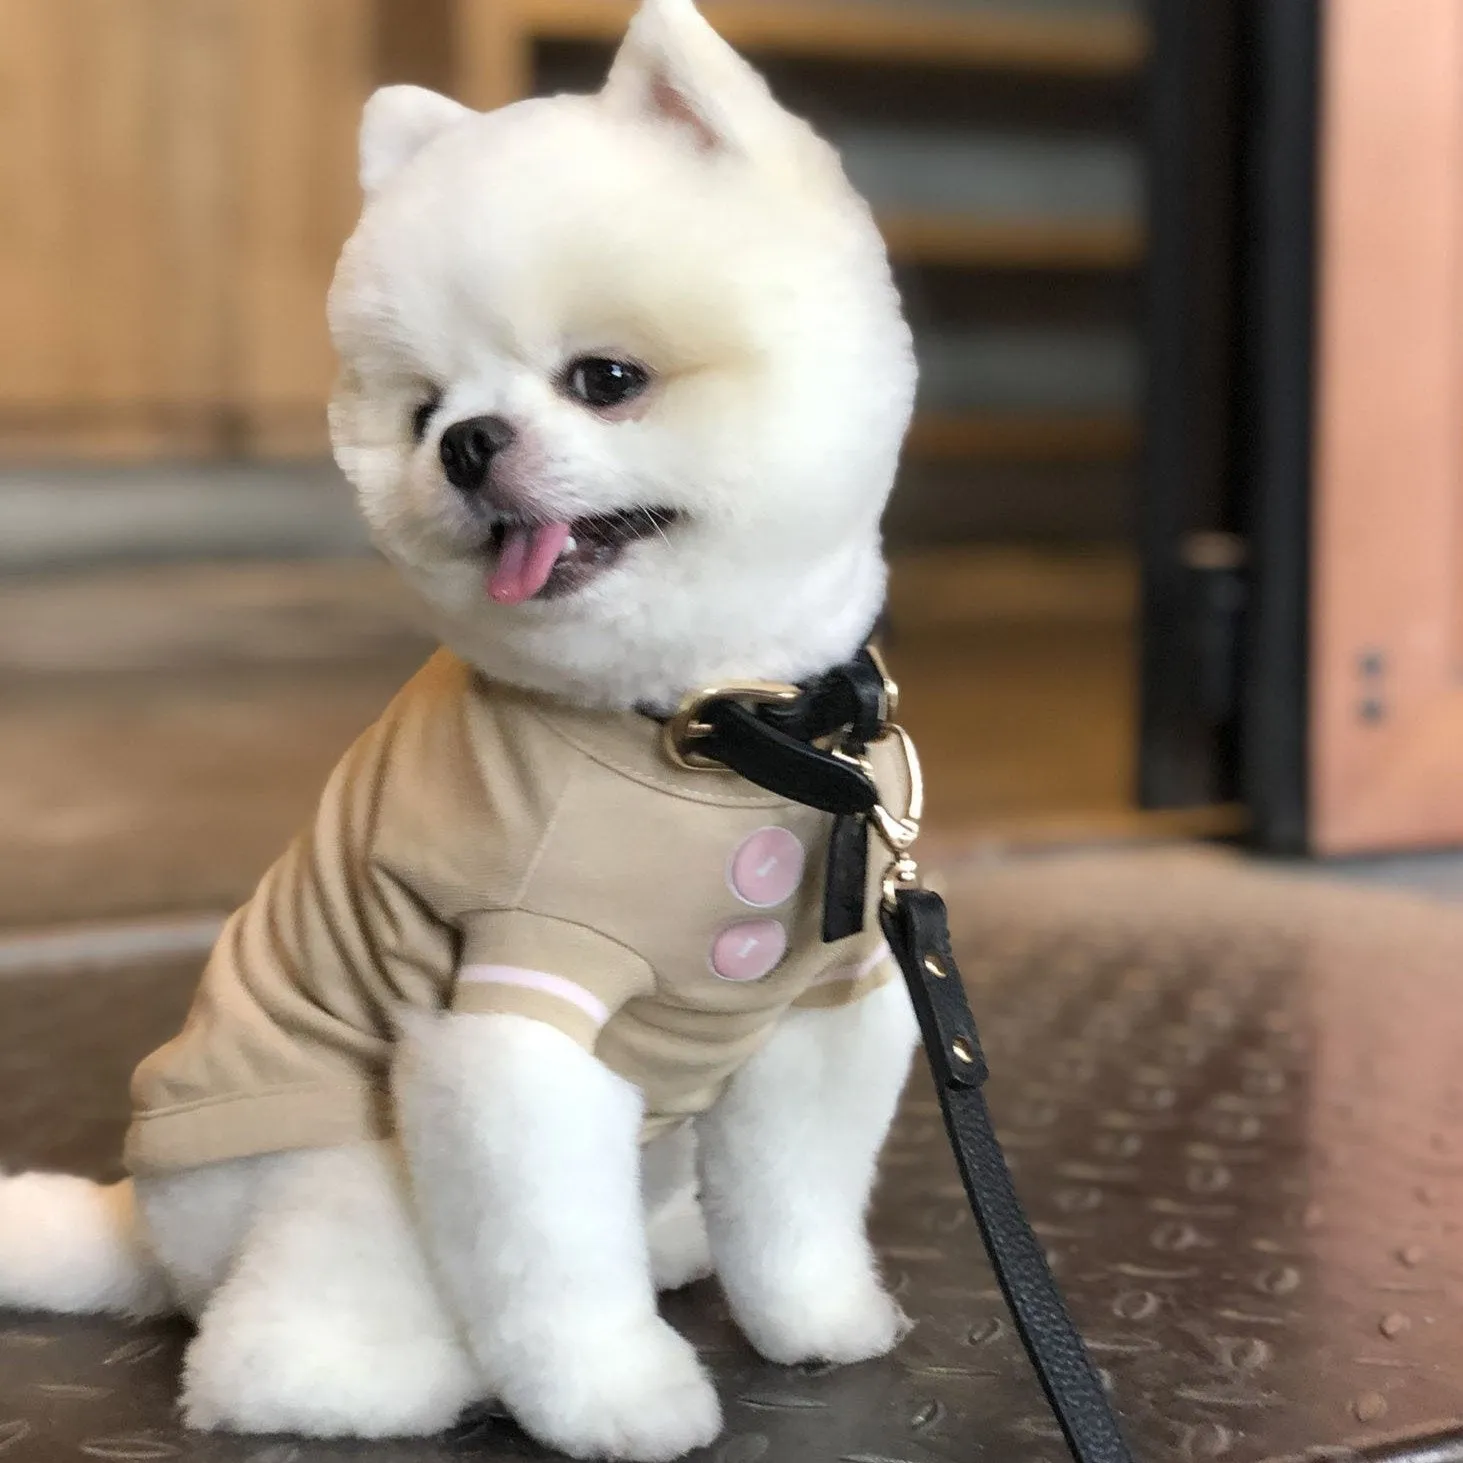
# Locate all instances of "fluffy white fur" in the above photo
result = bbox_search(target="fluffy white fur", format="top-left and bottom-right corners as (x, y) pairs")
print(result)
(0, 1172), (169, 1317)
(0, 1), (921, 1457)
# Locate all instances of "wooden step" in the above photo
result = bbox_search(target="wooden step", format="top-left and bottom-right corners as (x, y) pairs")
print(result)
(906, 410), (1137, 462)
(507, 0), (1147, 75)
(881, 213), (1142, 270)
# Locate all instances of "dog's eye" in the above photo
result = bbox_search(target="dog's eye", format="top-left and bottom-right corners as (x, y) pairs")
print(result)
(562, 357), (650, 410)
(410, 392), (441, 443)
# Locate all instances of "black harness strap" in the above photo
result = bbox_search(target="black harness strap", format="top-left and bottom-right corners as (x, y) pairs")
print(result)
(675, 657), (1135, 1463)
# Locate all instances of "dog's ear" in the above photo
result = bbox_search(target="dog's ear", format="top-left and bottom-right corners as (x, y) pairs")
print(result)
(601, 0), (791, 155)
(358, 85), (474, 194)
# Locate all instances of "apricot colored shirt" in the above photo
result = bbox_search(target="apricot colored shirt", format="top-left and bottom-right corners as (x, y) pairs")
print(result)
(125, 650), (901, 1173)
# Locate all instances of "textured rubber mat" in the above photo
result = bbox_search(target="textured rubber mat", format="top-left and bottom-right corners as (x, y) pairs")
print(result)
(5, 849), (1463, 1462)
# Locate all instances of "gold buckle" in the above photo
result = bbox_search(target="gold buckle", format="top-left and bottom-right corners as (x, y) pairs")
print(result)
(663, 680), (801, 771)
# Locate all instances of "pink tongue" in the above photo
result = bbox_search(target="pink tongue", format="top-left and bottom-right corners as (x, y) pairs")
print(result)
(487, 521), (573, 605)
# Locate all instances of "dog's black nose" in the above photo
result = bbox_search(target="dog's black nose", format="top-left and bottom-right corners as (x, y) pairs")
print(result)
(439, 415), (516, 494)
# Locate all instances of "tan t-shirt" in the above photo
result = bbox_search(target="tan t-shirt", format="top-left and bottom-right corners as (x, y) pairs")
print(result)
(125, 651), (902, 1174)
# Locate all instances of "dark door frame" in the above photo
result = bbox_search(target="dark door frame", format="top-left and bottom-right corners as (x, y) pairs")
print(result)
(1137, 0), (1319, 852)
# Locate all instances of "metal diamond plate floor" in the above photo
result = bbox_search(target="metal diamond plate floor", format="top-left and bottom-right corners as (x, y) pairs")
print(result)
(5, 848), (1463, 1463)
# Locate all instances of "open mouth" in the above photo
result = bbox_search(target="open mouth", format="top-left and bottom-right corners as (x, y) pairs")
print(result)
(484, 506), (681, 605)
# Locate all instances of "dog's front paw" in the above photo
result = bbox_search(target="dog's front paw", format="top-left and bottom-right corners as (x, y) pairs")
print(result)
(731, 1264), (911, 1367)
(496, 1316), (722, 1462)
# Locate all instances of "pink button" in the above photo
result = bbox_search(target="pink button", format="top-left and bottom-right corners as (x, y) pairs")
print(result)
(710, 920), (787, 982)
(729, 826), (806, 908)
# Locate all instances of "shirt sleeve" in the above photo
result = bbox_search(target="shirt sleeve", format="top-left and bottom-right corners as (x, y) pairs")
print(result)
(451, 909), (656, 1050)
(792, 937), (898, 1011)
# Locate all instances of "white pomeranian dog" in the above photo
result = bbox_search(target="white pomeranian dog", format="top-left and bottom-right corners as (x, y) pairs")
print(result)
(0, 2), (920, 1458)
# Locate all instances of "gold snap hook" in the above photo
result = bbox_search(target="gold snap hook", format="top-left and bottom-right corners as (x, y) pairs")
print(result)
(868, 720), (926, 909)
(867, 723), (924, 857)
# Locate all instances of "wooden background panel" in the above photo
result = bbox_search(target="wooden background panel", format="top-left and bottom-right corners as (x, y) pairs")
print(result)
(233, 0), (373, 457)
(0, 0), (373, 459)
(146, 0), (236, 413)
(63, 1), (160, 408)
(0, 1), (238, 453)
(0, 0), (86, 409)
(0, 3), (158, 410)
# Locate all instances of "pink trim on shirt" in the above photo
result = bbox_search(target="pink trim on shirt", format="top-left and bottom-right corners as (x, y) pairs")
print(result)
(457, 964), (611, 1028)
(808, 943), (892, 987)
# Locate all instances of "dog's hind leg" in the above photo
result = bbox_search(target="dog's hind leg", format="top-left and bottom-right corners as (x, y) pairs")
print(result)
(641, 1123), (712, 1293)
(176, 1141), (478, 1439)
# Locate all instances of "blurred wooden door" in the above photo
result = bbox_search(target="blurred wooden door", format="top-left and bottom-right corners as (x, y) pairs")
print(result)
(1310, 0), (1463, 853)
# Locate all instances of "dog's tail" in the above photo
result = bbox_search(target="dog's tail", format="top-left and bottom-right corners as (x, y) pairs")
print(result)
(0, 1172), (172, 1316)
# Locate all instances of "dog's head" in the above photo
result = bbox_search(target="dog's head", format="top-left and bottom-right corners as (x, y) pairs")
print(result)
(328, 0), (915, 709)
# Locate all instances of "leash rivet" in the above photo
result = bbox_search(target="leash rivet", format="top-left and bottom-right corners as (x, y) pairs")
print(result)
(951, 1036), (976, 1065)
(924, 954), (947, 980)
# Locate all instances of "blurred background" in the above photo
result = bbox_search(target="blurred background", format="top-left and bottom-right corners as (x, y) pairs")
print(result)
(3, 0), (1462, 933)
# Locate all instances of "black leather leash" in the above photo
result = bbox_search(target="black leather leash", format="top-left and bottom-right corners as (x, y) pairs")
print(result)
(657, 650), (1135, 1463)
